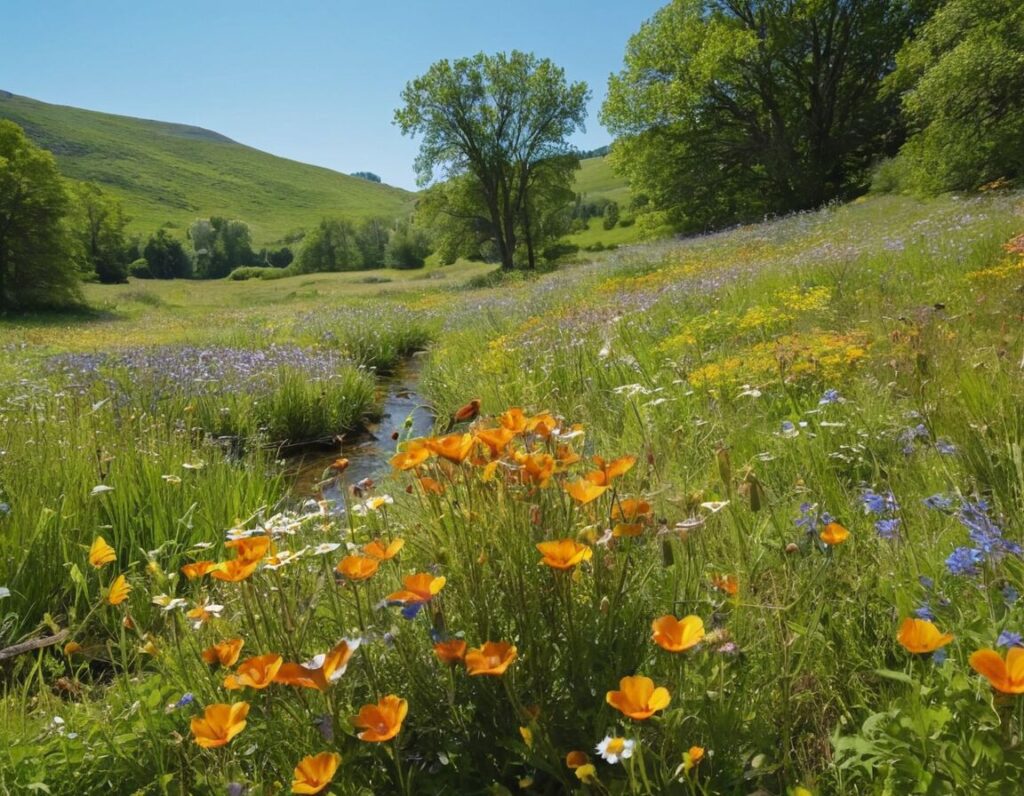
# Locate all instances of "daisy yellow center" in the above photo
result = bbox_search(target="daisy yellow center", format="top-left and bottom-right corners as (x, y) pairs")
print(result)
(607, 737), (625, 755)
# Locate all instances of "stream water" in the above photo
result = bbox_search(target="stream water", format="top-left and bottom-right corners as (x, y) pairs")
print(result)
(282, 354), (435, 499)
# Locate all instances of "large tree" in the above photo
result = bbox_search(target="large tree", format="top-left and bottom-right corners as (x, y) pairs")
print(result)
(395, 51), (589, 270)
(188, 217), (255, 279)
(0, 120), (82, 310)
(602, 0), (932, 232)
(885, 0), (1024, 193)
(69, 182), (130, 284)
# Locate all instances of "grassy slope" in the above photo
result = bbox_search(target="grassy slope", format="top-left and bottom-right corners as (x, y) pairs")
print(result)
(0, 92), (414, 245)
(567, 154), (646, 248)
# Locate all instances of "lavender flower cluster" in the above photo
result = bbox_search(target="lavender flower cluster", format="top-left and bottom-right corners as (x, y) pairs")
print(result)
(45, 345), (354, 402)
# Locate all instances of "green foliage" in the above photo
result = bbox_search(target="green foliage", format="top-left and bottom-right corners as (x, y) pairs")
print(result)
(355, 217), (391, 269)
(142, 229), (192, 279)
(886, 0), (1024, 193)
(0, 120), (82, 310)
(68, 182), (131, 284)
(128, 258), (152, 279)
(188, 217), (256, 279)
(602, 201), (620, 230)
(385, 221), (431, 269)
(602, 0), (924, 231)
(0, 93), (414, 246)
(296, 218), (362, 272)
(396, 50), (589, 270)
(228, 265), (297, 281)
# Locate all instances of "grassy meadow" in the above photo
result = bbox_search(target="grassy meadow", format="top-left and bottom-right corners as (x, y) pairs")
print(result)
(2, 191), (1024, 794)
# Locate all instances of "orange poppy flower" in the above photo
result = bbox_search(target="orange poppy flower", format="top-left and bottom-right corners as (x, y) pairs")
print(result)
(651, 615), (705, 652)
(565, 750), (590, 769)
(564, 479), (609, 504)
(897, 618), (954, 654)
(210, 558), (261, 582)
(683, 745), (705, 772)
(364, 538), (405, 560)
(586, 455), (636, 486)
(418, 476), (445, 494)
(88, 536), (116, 568)
(526, 413), (559, 438)
(107, 574), (131, 606)
(453, 398), (481, 423)
(353, 694), (408, 742)
(606, 675), (671, 720)
(274, 639), (361, 690)
(498, 407), (528, 433)
(537, 539), (593, 570)
(433, 639), (467, 665)
(391, 444), (432, 471)
(201, 638), (244, 667)
(819, 522), (850, 545)
(292, 751), (341, 795)
(329, 458), (349, 474)
(612, 499), (652, 522)
(181, 560), (224, 580)
(223, 653), (283, 690)
(337, 556), (379, 582)
(63, 641), (83, 656)
(969, 647), (1024, 694)
(514, 452), (556, 486)
(291, 751), (341, 794)
(190, 702), (249, 748)
(555, 444), (582, 467)
(465, 641), (518, 676)
(386, 573), (446, 604)
(710, 574), (739, 596)
(612, 523), (644, 538)
(425, 433), (475, 464)
(476, 427), (517, 457)
(225, 535), (271, 564)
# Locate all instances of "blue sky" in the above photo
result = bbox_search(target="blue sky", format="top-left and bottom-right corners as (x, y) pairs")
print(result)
(1, 1), (665, 190)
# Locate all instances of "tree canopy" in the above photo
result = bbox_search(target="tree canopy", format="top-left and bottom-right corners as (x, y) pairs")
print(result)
(0, 120), (82, 310)
(395, 51), (589, 269)
(886, 0), (1024, 192)
(69, 182), (130, 284)
(602, 0), (931, 232)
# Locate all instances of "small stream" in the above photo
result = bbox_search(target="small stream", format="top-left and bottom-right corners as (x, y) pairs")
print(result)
(283, 354), (435, 498)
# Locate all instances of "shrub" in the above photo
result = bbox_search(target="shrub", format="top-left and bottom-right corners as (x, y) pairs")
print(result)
(128, 258), (153, 279)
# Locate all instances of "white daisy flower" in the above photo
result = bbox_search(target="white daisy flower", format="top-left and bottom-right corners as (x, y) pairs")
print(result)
(596, 736), (635, 764)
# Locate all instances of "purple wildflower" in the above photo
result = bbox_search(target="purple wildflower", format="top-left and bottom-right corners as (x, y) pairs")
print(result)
(997, 631), (1023, 648)
(923, 494), (953, 511)
(945, 546), (983, 577)
(875, 518), (900, 539)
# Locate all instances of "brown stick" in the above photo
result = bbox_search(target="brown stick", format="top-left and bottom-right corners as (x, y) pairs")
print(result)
(0, 628), (69, 662)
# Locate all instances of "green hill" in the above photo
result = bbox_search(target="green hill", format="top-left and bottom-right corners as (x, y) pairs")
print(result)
(0, 91), (414, 245)
(573, 154), (630, 205)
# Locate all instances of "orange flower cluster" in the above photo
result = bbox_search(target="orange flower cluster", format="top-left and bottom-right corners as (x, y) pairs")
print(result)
(181, 534), (273, 584)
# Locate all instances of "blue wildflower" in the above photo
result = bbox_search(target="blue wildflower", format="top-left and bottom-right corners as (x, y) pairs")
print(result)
(914, 603), (936, 621)
(175, 693), (194, 709)
(1003, 585), (1019, 605)
(875, 518), (901, 539)
(400, 602), (424, 620)
(819, 389), (842, 405)
(997, 631), (1023, 648)
(923, 494), (953, 511)
(932, 648), (948, 666)
(946, 546), (983, 576)
(861, 489), (899, 515)
(0, 502), (9, 516)
(935, 439), (957, 455)
(918, 575), (934, 591)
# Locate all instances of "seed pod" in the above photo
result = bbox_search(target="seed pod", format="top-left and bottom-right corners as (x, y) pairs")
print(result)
(716, 445), (732, 494)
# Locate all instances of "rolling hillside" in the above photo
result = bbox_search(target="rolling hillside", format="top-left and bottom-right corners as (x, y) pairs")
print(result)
(0, 91), (414, 244)
(573, 153), (631, 205)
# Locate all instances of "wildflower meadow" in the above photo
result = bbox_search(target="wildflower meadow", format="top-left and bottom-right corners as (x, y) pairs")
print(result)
(2, 191), (1024, 795)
